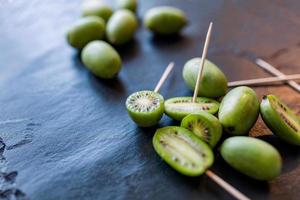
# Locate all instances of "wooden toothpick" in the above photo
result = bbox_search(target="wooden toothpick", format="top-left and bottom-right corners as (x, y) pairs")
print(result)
(192, 22), (213, 103)
(206, 170), (251, 200)
(154, 62), (175, 93)
(228, 74), (300, 87)
(256, 58), (300, 92)
(192, 22), (250, 200)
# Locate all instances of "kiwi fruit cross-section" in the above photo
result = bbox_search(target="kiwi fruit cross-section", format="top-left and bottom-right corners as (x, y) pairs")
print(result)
(126, 90), (164, 127)
(153, 126), (214, 176)
(164, 97), (220, 121)
(260, 94), (300, 145)
(181, 113), (222, 148)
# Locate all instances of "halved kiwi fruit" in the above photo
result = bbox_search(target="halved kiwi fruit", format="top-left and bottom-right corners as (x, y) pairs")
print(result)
(164, 97), (220, 121)
(260, 95), (300, 145)
(126, 90), (164, 127)
(181, 113), (222, 148)
(153, 126), (214, 176)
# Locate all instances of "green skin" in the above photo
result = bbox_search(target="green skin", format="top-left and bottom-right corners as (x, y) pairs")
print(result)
(181, 113), (222, 148)
(67, 16), (105, 49)
(126, 91), (164, 127)
(153, 126), (214, 176)
(81, 41), (122, 79)
(182, 58), (228, 98)
(164, 97), (220, 121)
(260, 95), (300, 145)
(221, 136), (282, 180)
(144, 6), (187, 35)
(81, 1), (113, 22)
(106, 10), (138, 45)
(218, 86), (260, 135)
(117, 0), (137, 13)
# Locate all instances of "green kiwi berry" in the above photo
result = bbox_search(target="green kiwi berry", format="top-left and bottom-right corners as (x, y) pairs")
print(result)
(153, 126), (214, 176)
(126, 90), (164, 127)
(182, 57), (228, 98)
(164, 97), (220, 121)
(218, 86), (260, 135)
(181, 113), (222, 148)
(260, 95), (300, 145)
(81, 0), (113, 22)
(144, 6), (187, 35)
(67, 16), (105, 49)
(81, 40), (121, 79)
(221, 136), (282, 180)
(117, 0), (137, 13)
(106, 9), (138, 45)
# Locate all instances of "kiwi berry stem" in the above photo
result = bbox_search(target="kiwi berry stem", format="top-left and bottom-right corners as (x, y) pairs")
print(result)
(256, 58), (300, 92)
(154, 62), (175, 93)
(192, 22), (213, 103)
(206, 170), (250, 200)
(228, 74), (300, 87)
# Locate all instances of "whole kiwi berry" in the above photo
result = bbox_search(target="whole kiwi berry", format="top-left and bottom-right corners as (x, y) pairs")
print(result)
(81, 40), (122, 79)
(81, 0), (113, 22)
(218, 86), (260, 135)
(182, 57), (227, 98)
(106, 9), (138, 45)
(144, 6), (187, 35)
(67, 16), (105, 49)
(221, 136), (282, 181)
(116, 0), (137, 13)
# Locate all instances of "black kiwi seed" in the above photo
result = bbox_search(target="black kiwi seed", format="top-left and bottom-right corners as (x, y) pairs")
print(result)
(279, 113), (298, 132)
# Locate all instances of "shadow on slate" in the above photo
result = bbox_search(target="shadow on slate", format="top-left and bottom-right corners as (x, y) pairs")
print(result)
(114, 38), (141, 62)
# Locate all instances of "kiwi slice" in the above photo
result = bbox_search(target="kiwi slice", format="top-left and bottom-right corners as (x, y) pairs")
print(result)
(153, 126), (214, 176)
(181, 113), (222, 148)
(260, 95), (300, 145)
(126, 90), (164, 127)
(164, 97), (220, 121)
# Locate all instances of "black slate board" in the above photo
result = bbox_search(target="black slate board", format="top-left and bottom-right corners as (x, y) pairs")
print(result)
(1, 0), (300, 199)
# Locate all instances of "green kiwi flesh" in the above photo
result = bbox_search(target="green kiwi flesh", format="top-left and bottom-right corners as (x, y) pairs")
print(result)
(153, 126), (214, 176)
(126, 90), (164, 127)
(260, 95), (300, 145)
(221, 136), (282, 180)
(181, 113), (222, 148)
(164, 97), (219, 121)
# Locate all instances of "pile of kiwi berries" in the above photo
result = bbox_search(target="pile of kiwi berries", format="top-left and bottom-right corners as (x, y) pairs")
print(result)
(126, 56), (300, 182)
(66, 0), (187, 79)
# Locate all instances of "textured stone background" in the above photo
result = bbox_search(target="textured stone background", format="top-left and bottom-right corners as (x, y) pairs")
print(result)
(0, 0), (300, 199)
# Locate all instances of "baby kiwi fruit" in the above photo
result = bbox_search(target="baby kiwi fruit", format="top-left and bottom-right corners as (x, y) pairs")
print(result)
(221, 136), (282, 181)
(164, 97), (220, 121)
(182, 58), (228, 98)
(218, 86), (260, 135)
(126, 90), (164, 127)
(181, 112), (222, 148)
(153, 126), (214, 176)
(260, 95), (300, 145)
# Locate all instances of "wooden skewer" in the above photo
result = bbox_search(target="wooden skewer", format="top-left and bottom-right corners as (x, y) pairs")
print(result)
(206, 170), (251, 200)
(228, 74), (300, 87)
(192, 22), (250, 200)
(256, 58), (300, 92)
(192, 22), (213, 103)
(154, 62), (175, 93)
